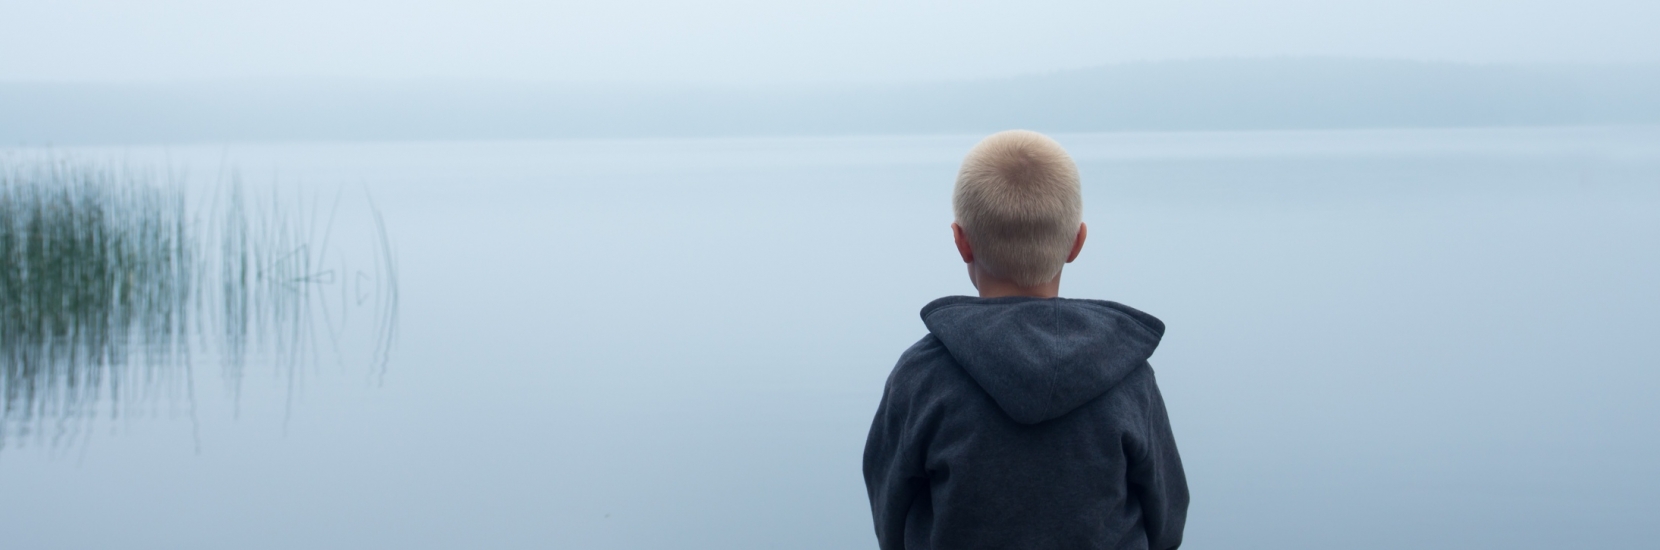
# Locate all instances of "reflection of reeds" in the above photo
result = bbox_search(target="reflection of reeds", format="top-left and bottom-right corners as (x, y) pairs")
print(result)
(0, 160), (191, 443)
(212, 174), (321, 392)
(368, 195), (399, 381)
(1, 157), (398, 448)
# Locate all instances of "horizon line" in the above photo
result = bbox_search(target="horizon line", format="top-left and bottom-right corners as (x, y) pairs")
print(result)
(5, 56), (1658, 88)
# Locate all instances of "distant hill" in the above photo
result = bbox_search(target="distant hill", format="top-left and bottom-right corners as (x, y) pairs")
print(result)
(4, 58), (1659, 145)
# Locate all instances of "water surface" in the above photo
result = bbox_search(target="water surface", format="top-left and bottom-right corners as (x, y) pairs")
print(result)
(1, 127), (1657, 549)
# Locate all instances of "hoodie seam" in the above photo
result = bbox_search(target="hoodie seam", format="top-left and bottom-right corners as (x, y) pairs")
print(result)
(1039, 301), (1065, 422)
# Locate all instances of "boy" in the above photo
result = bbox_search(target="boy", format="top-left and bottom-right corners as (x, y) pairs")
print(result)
(863, 130), (1189, 550)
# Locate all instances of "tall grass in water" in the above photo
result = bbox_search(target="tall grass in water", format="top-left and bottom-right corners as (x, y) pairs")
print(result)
(0, 160), (192, 444)
(0, 156), (398, 448)
(212, 174), (320, 394)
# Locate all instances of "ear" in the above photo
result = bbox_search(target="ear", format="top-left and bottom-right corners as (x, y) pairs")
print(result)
(1065, 222), (1087, 263)
(952, 222), (974, 263)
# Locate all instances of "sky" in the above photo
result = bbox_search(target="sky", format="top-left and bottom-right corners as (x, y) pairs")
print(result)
(2, 0), (1657, 85)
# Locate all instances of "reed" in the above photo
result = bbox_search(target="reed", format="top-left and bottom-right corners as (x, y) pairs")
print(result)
(0, 155), (398, 448)
(0, 159), (191, 442)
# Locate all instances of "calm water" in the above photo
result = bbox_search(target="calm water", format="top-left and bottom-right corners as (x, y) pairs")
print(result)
(2, 127), (1657, 549)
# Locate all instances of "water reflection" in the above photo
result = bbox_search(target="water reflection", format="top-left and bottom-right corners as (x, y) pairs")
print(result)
(0, 158), (397, 447)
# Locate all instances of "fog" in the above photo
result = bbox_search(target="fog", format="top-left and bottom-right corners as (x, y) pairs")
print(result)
(6, 60), (1660, 145)
(7, 1), (1659, 144)
(3, 2), (1658, 549)
(3, 0), (1658, 84)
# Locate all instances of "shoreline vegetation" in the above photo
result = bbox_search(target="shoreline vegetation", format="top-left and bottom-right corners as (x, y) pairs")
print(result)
(0, 156), (398, 449)
(3, 58), (1659, 146)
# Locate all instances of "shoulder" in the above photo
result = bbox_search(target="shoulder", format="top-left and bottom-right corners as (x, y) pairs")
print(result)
(1114, 362), (1160, 396)
(893, 334), (949, 374)
(1087, 362), (1167, 424)
(886, 334), (962, 388)
(880, 334), (977, 408)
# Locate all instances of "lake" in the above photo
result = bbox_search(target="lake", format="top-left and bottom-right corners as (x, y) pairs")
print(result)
(2, 127), (1658, 549)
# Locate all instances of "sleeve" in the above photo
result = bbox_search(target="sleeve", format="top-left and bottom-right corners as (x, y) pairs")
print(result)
(863, 378), (928, 550)
(1127, 373), (1190, 550)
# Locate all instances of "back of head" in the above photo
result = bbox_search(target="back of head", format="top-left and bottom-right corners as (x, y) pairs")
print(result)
(953, 130), (1082, 287)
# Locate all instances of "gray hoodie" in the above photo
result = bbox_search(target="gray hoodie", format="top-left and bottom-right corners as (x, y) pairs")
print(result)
(864, 296), (1188, 550)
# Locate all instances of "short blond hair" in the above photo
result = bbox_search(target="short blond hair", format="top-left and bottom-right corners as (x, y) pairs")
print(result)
(953, 130), (1082, 287)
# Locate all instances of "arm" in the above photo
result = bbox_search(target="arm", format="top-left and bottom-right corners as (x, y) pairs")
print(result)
(863, 382), (927, 550)
(1127, 375), (1189, 550)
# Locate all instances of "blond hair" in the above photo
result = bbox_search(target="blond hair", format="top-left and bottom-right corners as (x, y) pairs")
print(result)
(953, 130), (1082, 287)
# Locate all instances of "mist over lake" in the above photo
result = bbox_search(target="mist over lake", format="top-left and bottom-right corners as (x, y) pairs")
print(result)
(7, 59), (1660, 145)
(1, 127), (1655, 548)
(7, 0), (1660, 546)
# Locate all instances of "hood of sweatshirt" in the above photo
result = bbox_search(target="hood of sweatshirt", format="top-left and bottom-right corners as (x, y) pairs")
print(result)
(920, 296), (1166, 425)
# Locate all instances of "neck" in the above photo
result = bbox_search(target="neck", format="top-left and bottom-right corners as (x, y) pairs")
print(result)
(969, 266), (1061, 299)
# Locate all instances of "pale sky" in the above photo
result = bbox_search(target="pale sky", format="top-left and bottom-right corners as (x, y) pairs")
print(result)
(2, 0), (1657, 84)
